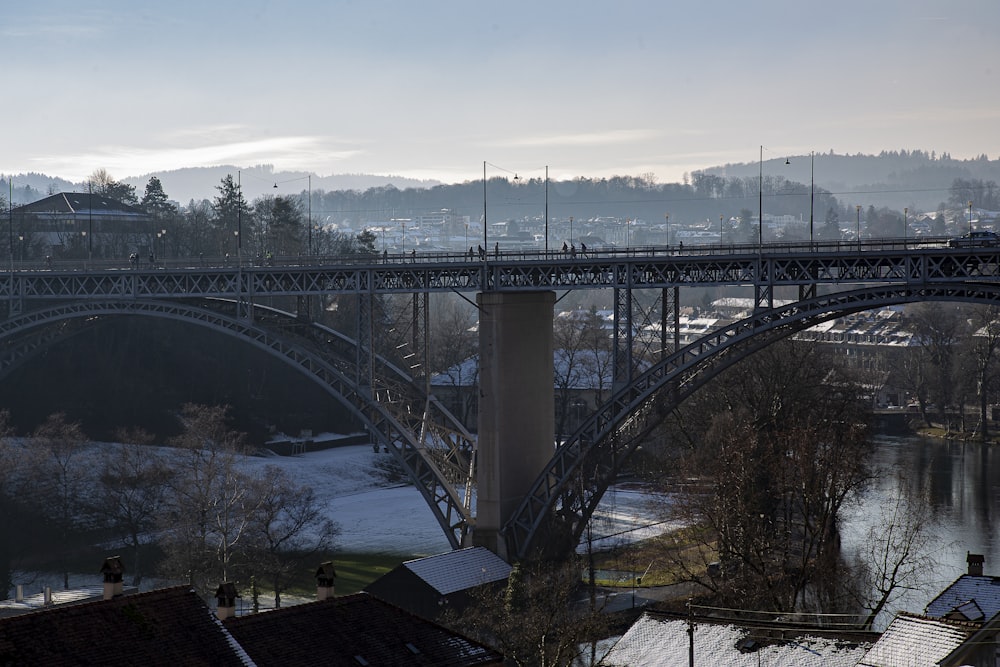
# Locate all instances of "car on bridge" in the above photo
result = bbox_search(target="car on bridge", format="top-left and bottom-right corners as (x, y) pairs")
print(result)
(948, 230), (1000, 248)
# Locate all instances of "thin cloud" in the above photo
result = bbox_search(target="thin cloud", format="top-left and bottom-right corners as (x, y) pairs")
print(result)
(32, 137), (362, 183)
(497, 129), (662, 149)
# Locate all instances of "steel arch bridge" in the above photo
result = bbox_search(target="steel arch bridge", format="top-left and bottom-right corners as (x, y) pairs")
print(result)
(0, 297), (478, 549)
(2, 238), (1000, 559)
(501, 282), (1000, 560)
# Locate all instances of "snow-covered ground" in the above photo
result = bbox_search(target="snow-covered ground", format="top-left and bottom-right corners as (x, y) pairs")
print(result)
(5, 439), (673, 601)
(248, 444), (453, 555)
(241, 442), (672, 557)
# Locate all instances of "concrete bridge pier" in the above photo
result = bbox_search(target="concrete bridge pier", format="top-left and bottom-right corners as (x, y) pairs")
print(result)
(473, 291), (555, 559)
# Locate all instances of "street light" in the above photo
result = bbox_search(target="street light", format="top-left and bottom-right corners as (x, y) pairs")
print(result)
(808, 151), (815, 244)
(856, 205), (862, 251)
(8, 178), (13, 272)
(544, 165), (549, 253)
(903, 207), (908, 244)
(969, 201), (974, 236)
(237, 171), (243, 266)
(784, 151), (813, 244)
(482, 161), (488, 260)
(758, 145), (763, 247)
(88, 182), (94, 265)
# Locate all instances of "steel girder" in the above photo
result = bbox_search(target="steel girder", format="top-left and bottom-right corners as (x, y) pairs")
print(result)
(1, 247), (998, 302)
(503, 281), (1000, 560)
(0, 299), (477, 548)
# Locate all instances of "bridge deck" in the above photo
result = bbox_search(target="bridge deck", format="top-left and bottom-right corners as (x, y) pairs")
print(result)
(1, 238), (996, 300)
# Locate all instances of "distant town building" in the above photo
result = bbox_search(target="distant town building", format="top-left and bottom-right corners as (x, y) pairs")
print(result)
(11, 192), (150, 260)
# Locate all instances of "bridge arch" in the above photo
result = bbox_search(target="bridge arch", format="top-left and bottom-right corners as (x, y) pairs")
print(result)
(0, 298), (477, 549)
(504, 283), (1000, 560)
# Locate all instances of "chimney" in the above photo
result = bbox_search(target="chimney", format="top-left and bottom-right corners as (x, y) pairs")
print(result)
(315, 561), (337, 600)
(967, 552), (985, 576)
(215, 582), (239, 620)
(100, 556), (125, 600)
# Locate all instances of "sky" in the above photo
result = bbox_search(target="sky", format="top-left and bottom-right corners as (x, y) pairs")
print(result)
(3, 1), (1000, 187)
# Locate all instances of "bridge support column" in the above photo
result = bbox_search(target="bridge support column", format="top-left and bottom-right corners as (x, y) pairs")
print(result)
(474, 291), (555, 559)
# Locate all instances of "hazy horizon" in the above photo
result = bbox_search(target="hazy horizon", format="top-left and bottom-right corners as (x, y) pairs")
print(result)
(3, 1), (999, 187)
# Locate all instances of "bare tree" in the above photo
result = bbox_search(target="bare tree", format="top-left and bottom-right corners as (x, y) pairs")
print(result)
(29, 413), (91, 589)
(553, 307), (612, 441)
(449, 560), (610, 667)
(849, 489), (938, 630)
(245, 465), (339, 608)
(95, 427), (172, 586)
(158, 404), (252, 596)
(0, 410), (24, 598)
(964, 305), (1000, 440)
(427, 296), (480, 427)
(654, 341), (874, 612)
(909, 303), (969, 431)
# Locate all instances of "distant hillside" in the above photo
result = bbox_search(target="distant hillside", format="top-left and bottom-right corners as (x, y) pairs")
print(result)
(2, 166), (441, 206)
(6, 151), (1000, 213)
(123, 165), (442, 205)
(701, 150), (1000, 212)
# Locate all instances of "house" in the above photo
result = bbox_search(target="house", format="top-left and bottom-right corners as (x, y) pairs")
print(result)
(224, 591), (503, 667)
(855, 613), (980, 667)
(363, 546), (512, 620)
(11, 192), (150, 260)
(857, 553), (1000, 666)
(600, 610), (874, 666)
(0, 585), (249, 666)
(0, 555), (504, 666)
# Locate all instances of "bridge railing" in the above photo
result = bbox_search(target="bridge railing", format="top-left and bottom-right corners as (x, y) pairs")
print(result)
(1, 236), (956, 273)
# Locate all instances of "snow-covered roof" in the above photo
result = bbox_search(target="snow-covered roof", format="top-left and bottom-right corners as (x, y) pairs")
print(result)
(401, 547), (511, 596)
(925, 574), (1000, 621)
(602, 612), (872, 667)
(856, 613), (975, 667)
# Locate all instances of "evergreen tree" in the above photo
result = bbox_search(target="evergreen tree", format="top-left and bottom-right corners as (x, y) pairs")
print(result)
(211, 175), (250, 256)
(141, 176), (177, 218)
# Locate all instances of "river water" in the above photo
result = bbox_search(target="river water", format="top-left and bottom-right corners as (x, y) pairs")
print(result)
(841, 433), (1000, 625)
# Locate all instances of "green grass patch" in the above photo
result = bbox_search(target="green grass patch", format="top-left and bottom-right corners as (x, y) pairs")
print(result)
(281, 552), (417, 596)
(585, 526), (719, 588)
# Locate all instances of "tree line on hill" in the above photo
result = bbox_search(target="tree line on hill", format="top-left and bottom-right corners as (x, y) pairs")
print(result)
(6, 150), (1000, 256)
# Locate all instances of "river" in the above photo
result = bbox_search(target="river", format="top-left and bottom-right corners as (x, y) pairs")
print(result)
(841, 433), (1000, 626)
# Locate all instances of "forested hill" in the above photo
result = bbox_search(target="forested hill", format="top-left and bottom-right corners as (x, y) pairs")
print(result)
(700, 150), (1000, 212)
(5, 150), (1000, 220)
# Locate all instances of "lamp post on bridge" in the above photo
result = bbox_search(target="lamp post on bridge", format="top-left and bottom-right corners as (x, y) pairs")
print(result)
(856, 205), (862, 251)
(969, 201), (974, 236)
(8, 178), (13, 273)
(758, 145), (763, 248)
(88, 182), (93, 266)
